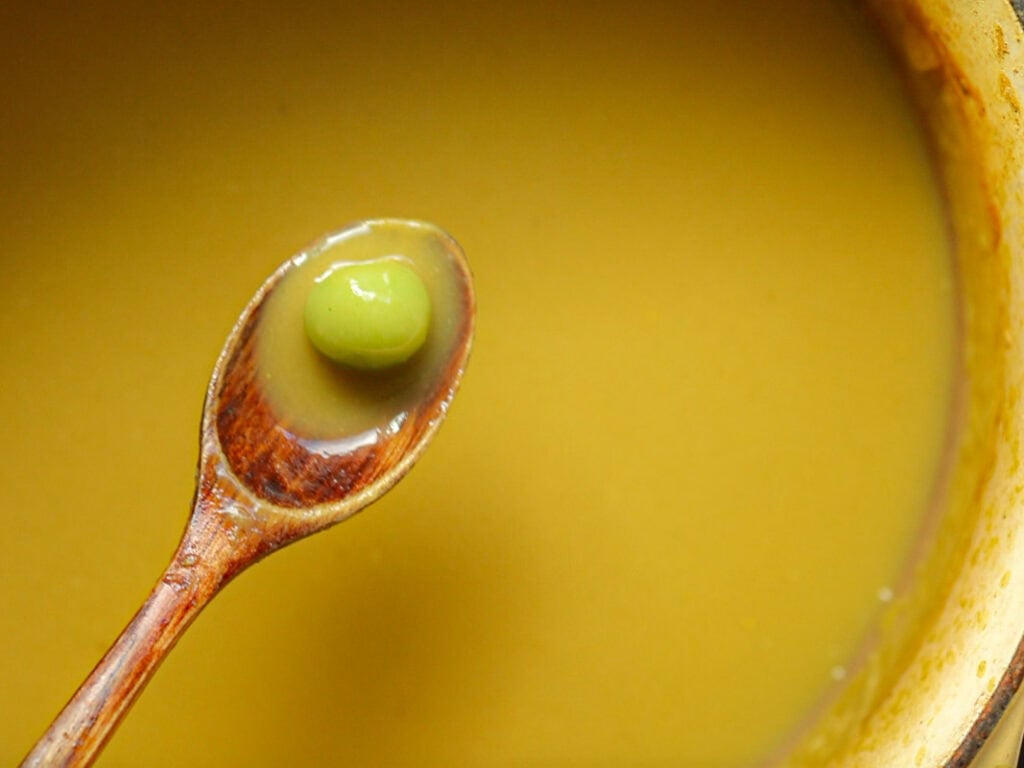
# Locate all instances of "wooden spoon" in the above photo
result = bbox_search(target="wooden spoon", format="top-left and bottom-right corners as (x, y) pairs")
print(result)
(20, 220), (475, 768)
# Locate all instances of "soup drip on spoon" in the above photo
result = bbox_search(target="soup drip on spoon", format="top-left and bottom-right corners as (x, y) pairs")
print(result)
(20, 219), (475, 768)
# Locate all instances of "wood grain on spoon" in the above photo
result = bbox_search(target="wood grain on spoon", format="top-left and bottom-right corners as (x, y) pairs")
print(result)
(20, 222), (474, 768)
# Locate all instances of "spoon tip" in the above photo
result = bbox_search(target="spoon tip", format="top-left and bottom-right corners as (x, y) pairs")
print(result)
(200, 220), (474, 526)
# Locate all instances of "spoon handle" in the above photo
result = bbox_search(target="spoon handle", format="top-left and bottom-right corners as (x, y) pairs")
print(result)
(19, 507), (254, 768)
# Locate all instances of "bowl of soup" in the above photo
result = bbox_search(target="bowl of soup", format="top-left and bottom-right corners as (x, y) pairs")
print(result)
(2, 0), (1023, 766)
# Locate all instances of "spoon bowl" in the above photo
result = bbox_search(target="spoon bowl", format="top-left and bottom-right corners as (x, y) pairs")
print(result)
(20, 219), (474, 768)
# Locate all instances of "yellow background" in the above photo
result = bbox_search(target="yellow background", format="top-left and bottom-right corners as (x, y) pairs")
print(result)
(0, 1), (955, 765)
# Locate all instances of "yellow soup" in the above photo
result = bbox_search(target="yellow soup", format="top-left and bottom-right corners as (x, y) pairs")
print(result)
(0, 1), (956, 766)
(258, 220), (470, 439)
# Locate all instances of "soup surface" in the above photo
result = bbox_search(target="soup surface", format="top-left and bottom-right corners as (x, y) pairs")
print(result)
(0, 1), (955, 765)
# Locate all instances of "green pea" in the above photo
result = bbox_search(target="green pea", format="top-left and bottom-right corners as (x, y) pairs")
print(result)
(303, 259), (431, 370)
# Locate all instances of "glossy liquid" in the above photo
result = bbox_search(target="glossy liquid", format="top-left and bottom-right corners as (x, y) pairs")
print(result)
(0, 1), (955, 766)
(258, 220), (469, 439)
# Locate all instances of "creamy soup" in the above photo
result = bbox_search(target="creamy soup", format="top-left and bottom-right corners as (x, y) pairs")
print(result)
(257, 220), (470, 440)
(0, 1), (956, 766)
